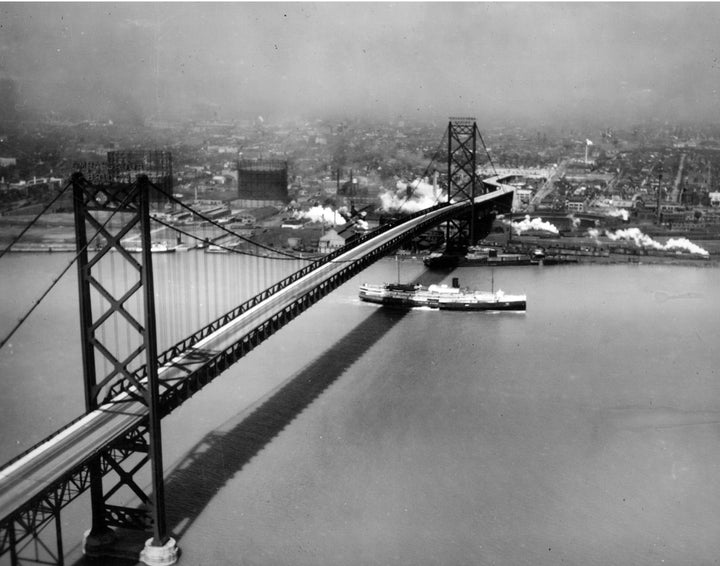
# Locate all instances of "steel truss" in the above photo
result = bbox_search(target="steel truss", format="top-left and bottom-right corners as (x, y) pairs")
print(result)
(0, 183), (512, 565)
(104, 194), (506, 406)
(0, 421), (151, 565)
(446, 118), (483, 247)
(72, 172), (169, 554)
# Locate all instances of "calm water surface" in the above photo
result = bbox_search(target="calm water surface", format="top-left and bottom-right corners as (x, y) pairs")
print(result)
(1, 253), (719, 565)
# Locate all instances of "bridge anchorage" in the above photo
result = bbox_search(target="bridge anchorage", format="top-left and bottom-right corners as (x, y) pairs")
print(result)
(0, 124), (513, 566)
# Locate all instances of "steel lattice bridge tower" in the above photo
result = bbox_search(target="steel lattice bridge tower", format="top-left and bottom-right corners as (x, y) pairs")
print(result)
(0, 137), (514, 566)
(445, 117), (497, 248)
(72, 172), (178, 564)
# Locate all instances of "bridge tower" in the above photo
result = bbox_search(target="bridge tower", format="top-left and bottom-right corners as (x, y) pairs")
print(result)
(72, 163), (178, 564)
(445, 117), (494, 248)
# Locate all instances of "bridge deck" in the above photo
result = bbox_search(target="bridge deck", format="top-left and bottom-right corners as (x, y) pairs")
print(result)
(0, 189), (512, 524)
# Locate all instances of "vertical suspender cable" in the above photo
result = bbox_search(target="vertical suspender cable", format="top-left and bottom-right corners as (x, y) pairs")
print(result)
(193, 244), (200, 336)
(167, 237), (176, 349)
(212, 250), (219, 322)
(227, 251), (233, 308)
(110, 249), (120, 367)
(224, 253), (230, 316)
(121, 244), (132, 358)
(262, 254), (267, 303)
(272, 256), (278, 292)
(171, 246), (179, 345)
(97, 251), (108, 379)
(270, 258), (275, 290)
(158, 253), (166, 351)
(182, 251), (189, 340)
(241, 253), (248, 303)
(267, 255), (273, 297)
(255, 252), (260, 297)
(159, 254), (168, 351)
(231, 253), (236, 314)
(203, 247), (210, 326)
(171, 252), (178, 349)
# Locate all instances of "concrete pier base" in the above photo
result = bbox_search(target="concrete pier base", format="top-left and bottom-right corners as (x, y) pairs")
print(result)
(83, 528), (176, 562)
(140, 537), (179, 566)
(82, 528), (118, 556)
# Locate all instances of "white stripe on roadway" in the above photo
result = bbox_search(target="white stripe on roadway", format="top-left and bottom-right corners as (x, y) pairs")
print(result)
(0, 189), (511, 521)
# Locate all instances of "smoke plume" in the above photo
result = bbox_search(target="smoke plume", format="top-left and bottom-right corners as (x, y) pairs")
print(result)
(378, 178), (446, 213)
(355, 219), (370, 231)
(586, 228), (601, 241)
(509, 215), (560, 235)
(606, 208), (630, 221)
(605, 228), (709, 256)
(294, 206), (347, 225)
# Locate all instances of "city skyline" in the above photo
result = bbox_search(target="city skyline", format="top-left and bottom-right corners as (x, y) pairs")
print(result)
(1, 2), (719, 126)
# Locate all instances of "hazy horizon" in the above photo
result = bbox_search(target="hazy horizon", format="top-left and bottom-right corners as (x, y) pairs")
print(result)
(2, 2), (719, 127)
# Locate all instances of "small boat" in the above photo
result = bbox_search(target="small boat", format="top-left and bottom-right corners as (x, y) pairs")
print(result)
(358, 281), (526, 311)
(150, 241), (175, 253)
(423, 244), (467, 269)
(205, 244), (230, 254)
(423, 251), (463, 269)
(115, 241), (175, 253)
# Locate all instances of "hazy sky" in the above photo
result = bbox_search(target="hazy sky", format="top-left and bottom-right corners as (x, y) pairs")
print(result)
(2, 2), (720, 126)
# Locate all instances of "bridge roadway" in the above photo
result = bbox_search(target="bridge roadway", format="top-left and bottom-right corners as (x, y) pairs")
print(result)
(0, 188), (512, 528)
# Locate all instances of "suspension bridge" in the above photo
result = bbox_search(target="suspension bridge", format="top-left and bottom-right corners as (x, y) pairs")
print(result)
(0, 119), (513, 565)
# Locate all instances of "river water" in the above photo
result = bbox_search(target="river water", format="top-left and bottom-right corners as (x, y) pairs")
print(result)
(1, 253), (720, 565)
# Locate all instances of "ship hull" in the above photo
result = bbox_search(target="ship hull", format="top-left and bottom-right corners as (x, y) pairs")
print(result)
(359, 283), (526, 312)
(437, 299), (526, 311)
(357, 293), (422, 308)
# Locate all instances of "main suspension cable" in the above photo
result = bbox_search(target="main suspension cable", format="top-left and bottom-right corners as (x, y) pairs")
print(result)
(0, 182), (71, 259)
(475, 123), (497, 177)
(151, 216), (322, 261)
(0, 190), (132, 352)
(153, 183), (314, 261)
(395, 124), (449, 214)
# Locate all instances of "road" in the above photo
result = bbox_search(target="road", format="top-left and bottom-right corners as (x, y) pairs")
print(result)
(530, 159), (567, 209)
(670, 153), (686, 203)
(0, 188), (513, 525)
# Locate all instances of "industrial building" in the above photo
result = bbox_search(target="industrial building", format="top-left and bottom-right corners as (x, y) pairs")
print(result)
(236, 159), (288, 208)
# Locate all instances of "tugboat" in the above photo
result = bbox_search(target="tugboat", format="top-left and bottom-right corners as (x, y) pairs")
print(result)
(423, 244), (468, 269)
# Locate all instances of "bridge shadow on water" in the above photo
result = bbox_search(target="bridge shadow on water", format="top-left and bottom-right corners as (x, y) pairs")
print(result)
(162, 270), (449, 540)
(70, 270), (448, 564)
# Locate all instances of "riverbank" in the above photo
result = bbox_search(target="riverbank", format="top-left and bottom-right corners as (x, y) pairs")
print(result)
(3, 214), (719, 268)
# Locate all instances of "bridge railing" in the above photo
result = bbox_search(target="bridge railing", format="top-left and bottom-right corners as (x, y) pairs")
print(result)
(103, 200), (455, 403)
(0, 188), (502, 478)
(151, 199), (472, 417)
(1, 189), (513, 565)
(0, 200), (454, 477)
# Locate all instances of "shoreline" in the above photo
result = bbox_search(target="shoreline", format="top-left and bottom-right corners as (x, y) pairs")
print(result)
(3, 242), (719, 268)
